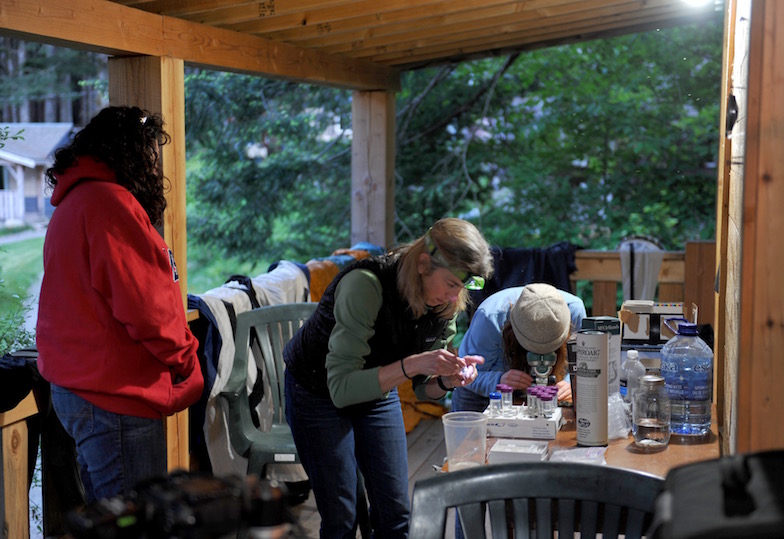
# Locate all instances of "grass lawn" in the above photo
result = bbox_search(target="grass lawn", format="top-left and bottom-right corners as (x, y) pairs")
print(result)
(0, 236), (44, 313)
(0, 233), (267, 305)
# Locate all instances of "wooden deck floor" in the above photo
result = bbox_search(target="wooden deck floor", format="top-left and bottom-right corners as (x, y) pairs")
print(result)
(289, 417), (452, 538)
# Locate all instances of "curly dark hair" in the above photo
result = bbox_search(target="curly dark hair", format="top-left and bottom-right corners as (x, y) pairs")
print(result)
(45, 106), (171, 227)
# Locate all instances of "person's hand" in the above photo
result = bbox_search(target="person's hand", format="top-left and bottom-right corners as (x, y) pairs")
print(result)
(443, 354), (485, 388)
(555, 379), (572, 404)
(406, 349), (465, 378)
(499, 369), (534, 391)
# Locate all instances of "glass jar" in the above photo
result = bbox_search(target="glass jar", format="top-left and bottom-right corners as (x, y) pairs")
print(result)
(633, 374), (671, 451)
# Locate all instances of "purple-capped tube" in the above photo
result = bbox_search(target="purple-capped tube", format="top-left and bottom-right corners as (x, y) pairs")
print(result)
(526, 387), (539, 417)
(540, 393), (555, 418)
(497, 384), (514, 416)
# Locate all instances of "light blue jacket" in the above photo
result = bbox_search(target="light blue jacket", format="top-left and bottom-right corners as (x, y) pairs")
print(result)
(452, 287), (585, 412)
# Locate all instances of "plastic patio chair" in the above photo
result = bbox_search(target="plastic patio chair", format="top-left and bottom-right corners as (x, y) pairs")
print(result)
(219, 303), (316, 492)
(409, 461), (664, 539)
(219, 302), (371, 536)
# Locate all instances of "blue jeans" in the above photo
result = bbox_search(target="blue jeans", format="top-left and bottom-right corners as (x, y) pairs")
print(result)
(285, 370), (409, 539)
(51, 385), (166, 503)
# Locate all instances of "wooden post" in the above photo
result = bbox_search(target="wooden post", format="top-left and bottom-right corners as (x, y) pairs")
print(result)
(108, 55), (190, 471)
(0, 393), (38, 539)
(351, 90), (395, 249)
(592, 281), (618, 317)
(713, 0), (737, 454)
(736, 0), (784, 453)
(684, 241), (717, 327)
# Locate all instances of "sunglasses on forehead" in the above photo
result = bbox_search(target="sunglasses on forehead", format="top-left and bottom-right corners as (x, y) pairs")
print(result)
(424, 231), (485, 291)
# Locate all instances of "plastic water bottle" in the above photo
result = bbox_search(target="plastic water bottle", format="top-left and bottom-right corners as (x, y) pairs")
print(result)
(620, 349), (646, 418)
(660, 319), (713, 438)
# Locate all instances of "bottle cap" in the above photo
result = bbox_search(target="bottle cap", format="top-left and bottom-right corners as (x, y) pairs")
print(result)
(640, 374), (665, 387)
(677, 322), (699, 336)
(489, 391), (501, 400)
(627, 349), (639, 359)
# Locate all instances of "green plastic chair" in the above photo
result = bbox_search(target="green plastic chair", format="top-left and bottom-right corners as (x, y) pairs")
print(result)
(219, 303), (316, 488)
(409, 461), (664, 539)
(220, 302), (371, 535)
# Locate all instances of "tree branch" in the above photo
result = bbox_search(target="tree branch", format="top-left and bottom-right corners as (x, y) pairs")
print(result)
(401, 53), (520, 146)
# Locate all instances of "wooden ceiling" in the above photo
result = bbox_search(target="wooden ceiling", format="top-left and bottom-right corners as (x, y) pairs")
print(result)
(113, 0), (723, 70)
(1, 0), (723, 91)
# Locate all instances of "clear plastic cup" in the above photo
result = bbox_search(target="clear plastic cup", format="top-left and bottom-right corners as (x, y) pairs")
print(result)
(441, 411), (487, 471)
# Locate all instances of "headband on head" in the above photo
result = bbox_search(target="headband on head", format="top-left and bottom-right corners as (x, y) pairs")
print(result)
(424, 230), (485, 290)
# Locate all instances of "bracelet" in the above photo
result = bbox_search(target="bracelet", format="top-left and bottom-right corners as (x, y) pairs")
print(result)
(437, 376), (454, 392)
(400, 357), (413, 380)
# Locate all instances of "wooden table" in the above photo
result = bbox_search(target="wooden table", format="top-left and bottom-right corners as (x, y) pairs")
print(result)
(444, 406), (721, 478)
(546, 407), (720, 478)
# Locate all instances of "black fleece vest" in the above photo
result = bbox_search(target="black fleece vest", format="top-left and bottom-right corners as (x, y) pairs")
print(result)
(284, 256), (450, 397)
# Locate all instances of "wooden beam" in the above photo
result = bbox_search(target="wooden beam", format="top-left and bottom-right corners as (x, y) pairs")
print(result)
(161, 15), (399, 91)
(592, 281), (619, 317)
(108, 56), (188, 306)
(373, 10), (719, 69)
(737, 0), (784, 453)
(0, 0), (399, 91)
(684, 241), (716, 327)
(224, 0), (527, 37)
(572, 250), (685, 284)
(714, 0), (736, 455)
(0, 393), (37, 539)
(109, 55), (191, 471)
(301, 0), (646, 52)
(351, 90), (395, 248)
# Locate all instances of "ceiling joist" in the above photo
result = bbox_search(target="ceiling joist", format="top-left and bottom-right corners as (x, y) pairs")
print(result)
(0, 0), (400, 91)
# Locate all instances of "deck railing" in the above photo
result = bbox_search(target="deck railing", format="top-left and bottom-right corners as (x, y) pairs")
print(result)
(570, 241), (716, 326)
(0, 190), (24, 222)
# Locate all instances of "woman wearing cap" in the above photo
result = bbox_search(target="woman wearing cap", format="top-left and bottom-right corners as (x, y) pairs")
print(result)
(283, 218), (493, 538)
(452, 282), (586, 414)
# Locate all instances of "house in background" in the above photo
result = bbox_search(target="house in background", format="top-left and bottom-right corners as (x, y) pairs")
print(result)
(0, 122), (73, 227)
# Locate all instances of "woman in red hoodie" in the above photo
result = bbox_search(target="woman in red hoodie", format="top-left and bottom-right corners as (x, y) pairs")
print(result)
(36, 106), (204, 503)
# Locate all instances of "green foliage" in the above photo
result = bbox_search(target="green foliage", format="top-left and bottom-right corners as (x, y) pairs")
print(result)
(0, 237), (42, 356)
(0, 40), (104, 109)
(1, 119), (33, 354)
(1, 129), (34, 356)
(0, 305), (34, 358)
(184, 70), (353, 266)
(183, 19), (723, 284)
(0, 125), (24, 149)
(394, 21), (723, 250)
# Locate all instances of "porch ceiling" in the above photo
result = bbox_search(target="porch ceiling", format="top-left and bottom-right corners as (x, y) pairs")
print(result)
(115, 0), (722, 71)
(1, 0), (723, 91)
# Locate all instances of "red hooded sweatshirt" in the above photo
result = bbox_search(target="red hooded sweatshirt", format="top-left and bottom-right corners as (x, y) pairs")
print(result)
(37, 157), (204, 419)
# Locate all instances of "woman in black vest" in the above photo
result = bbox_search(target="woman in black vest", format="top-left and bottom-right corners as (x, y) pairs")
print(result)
(284, 218), (493, 538)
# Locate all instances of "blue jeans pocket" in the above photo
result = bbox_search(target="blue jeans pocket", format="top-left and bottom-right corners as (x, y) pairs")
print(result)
(50, 385), (166, 502)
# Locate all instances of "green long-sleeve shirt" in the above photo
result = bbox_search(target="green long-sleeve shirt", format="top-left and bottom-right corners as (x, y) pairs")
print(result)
(326, 268), (457, 408)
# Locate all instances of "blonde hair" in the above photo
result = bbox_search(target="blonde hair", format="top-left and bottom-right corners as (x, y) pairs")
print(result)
(395, 218), (493, 319)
